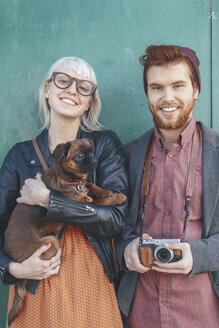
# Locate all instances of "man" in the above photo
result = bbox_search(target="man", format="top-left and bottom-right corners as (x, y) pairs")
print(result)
(116, 45), (219, 328)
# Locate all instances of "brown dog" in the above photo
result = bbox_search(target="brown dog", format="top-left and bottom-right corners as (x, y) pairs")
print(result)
(4, 138), (127, 326)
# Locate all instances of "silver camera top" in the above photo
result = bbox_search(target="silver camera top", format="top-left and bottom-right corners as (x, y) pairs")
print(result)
(141, 239), (181, 246)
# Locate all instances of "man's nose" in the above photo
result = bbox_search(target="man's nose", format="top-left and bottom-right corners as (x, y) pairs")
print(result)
(161, 88), (174, 102)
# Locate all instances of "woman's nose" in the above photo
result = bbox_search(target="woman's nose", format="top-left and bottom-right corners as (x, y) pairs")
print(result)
(67, 80), (77, 94)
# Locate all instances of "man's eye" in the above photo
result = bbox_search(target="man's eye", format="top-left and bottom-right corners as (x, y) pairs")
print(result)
(174, 84), (184, 89)
(152, 86), (161, 91)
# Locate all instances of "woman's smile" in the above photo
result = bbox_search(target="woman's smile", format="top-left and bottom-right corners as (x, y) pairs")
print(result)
(59, 97), (78, 106)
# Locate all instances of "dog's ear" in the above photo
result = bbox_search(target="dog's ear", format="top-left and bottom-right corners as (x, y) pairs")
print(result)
(52, 142), (71, 163)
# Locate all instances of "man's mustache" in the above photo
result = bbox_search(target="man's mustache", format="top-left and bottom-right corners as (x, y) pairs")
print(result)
(157, 101), (182, 107)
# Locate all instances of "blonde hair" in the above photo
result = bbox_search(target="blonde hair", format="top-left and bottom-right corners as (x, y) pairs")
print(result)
(38, 57), (105, 131)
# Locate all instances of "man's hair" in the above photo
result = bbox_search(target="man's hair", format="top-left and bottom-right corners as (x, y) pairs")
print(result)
(140, 45), (200, 94)
(39, 57), (104, 131)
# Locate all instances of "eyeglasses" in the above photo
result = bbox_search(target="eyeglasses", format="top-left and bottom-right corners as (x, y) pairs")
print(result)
(49, 72), (97, 96)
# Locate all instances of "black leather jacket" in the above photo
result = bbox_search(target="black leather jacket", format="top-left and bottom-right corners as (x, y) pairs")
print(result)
(0, 128), (128, 291)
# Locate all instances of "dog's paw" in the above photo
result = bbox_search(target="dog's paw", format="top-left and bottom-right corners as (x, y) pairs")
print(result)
(114, 193), (127, 204)
(102, 190), (113, 198)
(92, 192), (127, 205)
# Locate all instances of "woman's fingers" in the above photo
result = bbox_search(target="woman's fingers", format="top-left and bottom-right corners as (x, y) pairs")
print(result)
(34, 242), (51, 257)
(16, 178), (50, 208)
(8, 244), (61, 280)
(50, 249), (61, 270)
(35, 172), (42, 180)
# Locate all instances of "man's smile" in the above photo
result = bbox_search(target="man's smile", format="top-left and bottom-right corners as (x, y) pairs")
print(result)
(160, 106), (178, 112)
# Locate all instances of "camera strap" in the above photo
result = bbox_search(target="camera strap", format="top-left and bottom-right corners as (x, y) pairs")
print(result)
(182, 126), (200, 241)
(32, 138), (49, 171)
(139, 137), (154, 246)
(139, 126), (200, 246)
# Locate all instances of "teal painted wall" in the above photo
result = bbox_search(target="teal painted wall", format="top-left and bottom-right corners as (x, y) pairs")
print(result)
(0, 0), (218, 326)
(212, 0), (219, 131)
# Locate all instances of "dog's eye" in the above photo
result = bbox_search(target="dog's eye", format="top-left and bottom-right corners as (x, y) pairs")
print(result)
(74, 152), (85, 161)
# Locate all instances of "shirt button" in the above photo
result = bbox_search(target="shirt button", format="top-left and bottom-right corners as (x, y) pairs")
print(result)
(0, 266), (6, 278)
(30, 160), (36, 164)
(161, 300), (166, 305)
(167, 182), (171, 187)
(169, 154), (173, 158)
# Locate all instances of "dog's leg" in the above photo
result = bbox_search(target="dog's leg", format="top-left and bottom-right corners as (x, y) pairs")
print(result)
(86, 183), (127, 205)
(92, 193), (127, 205)
(86, 183), (113, 198)
(40, 235), (60, 260)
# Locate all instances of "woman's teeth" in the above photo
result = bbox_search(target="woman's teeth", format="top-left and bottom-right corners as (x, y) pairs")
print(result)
(61, 98), (76, 105)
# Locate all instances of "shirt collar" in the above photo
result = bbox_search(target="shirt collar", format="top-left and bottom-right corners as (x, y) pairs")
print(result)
(154, 116), (196, 150)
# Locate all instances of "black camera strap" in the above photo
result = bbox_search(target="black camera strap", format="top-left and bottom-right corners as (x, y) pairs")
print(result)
(139, 137), (154, 247)
(139, 126), (200, 246)
(181, 126), (200, 241)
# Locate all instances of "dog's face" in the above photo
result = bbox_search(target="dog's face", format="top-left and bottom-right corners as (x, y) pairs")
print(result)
(52, 138), (97, 177)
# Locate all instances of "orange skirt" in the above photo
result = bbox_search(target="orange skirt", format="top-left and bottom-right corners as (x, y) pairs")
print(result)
(7, 226), (123, 328)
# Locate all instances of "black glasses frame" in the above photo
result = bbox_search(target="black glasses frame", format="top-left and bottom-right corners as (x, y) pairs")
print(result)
(49, 72), (97, 96)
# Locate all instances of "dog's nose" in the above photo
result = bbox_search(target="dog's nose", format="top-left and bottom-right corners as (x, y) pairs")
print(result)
(87, 152), (96, 160)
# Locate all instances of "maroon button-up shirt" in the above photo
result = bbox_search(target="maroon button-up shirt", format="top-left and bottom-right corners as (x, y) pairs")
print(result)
(126, 117), (219, 328)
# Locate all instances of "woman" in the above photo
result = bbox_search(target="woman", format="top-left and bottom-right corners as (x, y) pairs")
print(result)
(0, 57), (128, 327)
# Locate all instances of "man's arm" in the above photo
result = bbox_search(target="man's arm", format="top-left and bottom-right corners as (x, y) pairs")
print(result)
(189, 234), (219, 276)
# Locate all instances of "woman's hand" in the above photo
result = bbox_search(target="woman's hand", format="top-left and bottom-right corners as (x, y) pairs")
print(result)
(8, 244), (61, 280)
(17, 173), (50, 208)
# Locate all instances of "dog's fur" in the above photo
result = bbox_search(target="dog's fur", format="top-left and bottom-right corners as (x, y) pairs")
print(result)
(4, 138), (127, 326)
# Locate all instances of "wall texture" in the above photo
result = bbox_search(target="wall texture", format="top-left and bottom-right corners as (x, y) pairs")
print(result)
(212, 0), (219, 129)
(0, 0), (218, 326)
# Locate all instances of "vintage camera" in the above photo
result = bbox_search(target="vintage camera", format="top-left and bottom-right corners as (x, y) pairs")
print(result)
(139, 239), (182, 267)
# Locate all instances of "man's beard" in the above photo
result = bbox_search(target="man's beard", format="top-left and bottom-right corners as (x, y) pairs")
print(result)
(149, 100), (195, 130)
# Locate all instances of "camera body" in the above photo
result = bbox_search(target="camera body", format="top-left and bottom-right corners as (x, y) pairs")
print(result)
(139, 239), (182, 267)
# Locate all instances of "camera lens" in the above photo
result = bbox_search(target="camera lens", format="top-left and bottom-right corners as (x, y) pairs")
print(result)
(154, 246), (174, 263)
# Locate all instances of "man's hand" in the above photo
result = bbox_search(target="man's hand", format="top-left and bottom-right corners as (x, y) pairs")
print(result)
(151, 242), (193, 274)
(17, 173), (50, 208)
(124, 234), (152, 273)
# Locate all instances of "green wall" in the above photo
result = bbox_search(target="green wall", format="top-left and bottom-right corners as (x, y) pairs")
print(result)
(0, 0), (218, 326)
(212, 0), (219, 129)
